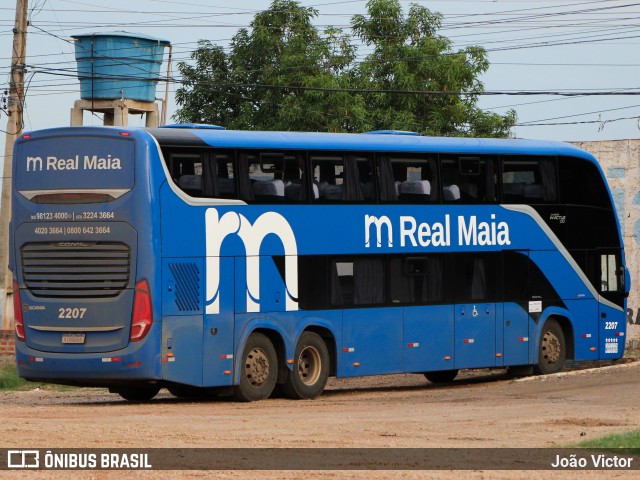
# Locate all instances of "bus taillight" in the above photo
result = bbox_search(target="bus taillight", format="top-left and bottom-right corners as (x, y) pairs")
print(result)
(130, 279), (152, 342)
(13, 281), (25, 341)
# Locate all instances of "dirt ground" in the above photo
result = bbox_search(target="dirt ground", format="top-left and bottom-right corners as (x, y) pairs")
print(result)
(1, 358), (640, 480)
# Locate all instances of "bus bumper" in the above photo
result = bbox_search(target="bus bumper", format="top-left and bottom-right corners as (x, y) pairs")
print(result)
(14, 339), (162, 386)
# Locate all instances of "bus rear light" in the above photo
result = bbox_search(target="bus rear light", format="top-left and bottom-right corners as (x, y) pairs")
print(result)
(13, 281), (25, 341)
(119, 132), (131, 137)
(130, 279), (152, 342)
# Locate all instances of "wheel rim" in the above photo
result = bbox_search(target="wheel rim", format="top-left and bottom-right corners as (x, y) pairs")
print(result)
(297, 346), (321, 386)
(245, 347), (271, 386)
(541, 329), (561, 365)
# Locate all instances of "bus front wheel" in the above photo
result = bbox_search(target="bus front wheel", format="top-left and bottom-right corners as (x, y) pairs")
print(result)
(424, 369), (459, 383)
(234, 333), (278, 402)
(534, 319), (566, 375)
(281, 332), (330, 400)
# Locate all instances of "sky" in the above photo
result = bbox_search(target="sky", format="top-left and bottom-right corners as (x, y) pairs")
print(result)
(2, 0), (640, 160)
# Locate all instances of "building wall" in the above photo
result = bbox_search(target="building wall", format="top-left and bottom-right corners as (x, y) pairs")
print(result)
(571, 140), (640, 323)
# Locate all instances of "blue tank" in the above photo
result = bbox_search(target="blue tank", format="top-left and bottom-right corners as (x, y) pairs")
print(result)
(72, 32), (170, 102)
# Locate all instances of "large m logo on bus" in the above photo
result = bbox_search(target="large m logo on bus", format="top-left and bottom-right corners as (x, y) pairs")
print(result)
(205, 209), (298, 314)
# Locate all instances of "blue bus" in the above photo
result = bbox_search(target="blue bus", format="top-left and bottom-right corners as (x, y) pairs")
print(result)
(10, 125), (630, 401)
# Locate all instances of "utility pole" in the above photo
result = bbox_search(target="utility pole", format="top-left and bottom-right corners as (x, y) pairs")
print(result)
(0, 0), (28, 329)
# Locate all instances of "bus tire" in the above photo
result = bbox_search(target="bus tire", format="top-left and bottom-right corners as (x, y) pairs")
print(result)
(281, 332), (330, 400)
(115, 386), (160, 402)
(234, 333), (278, 402)
(424, 369), (459, 383)
(534, 319), (566, 375)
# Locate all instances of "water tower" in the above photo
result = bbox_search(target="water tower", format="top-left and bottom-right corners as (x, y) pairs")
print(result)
(70, 32), (171, 127)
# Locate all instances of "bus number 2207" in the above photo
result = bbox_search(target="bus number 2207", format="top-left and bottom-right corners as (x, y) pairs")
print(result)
(58, 307), (87, 319)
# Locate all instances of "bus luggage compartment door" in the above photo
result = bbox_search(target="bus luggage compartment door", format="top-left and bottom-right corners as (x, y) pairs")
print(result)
(161, 258), (205, 386)
(403, 305), (454, 373)
(454, 302), (496, 369)
(341, 307), (403, 377)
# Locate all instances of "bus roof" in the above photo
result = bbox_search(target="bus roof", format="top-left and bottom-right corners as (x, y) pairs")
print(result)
(147, 126), (595, 160)
(17, 125), (597, 162)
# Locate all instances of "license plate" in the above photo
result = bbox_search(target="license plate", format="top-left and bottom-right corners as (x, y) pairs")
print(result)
(62, 333), (86, 344)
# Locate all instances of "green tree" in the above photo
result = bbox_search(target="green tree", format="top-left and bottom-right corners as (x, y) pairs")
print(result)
(175, 0), (369, 132)
(351, 0), (515, 136)
(174, 0), (516, 137)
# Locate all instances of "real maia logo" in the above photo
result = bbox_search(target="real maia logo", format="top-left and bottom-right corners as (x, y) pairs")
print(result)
(365, 213), (511, 249)
(26, 154), (122, 172)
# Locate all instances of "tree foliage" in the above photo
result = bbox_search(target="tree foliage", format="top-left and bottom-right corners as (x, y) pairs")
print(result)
(174, 0), (516, 137)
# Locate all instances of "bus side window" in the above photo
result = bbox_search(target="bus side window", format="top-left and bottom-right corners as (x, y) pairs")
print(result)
(166, 149), (240, 200)
(390, 256), (443, 304)
(501, 156), (557, 204)
(441, 157), (496, 204)
(282, 153), (313, 203)
(311, 153), (374, 203)
(379, 155), (438, 203)
(201, 151), (237, 199)
(558, 156), (610, 208)
(331, 260), (353, 305)
(298, 256), (330, 309)
(329, 257), (386, 307)
(503, 251), (528, 301)
(454, 253), (498, 303)
(213, 154), (237, 199)
(246, 152), (285, 203)
(170, 152), (203, 196)
(586, 250), (624, 296)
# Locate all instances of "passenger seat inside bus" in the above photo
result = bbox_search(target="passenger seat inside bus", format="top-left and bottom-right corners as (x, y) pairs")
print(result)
(285, 183), (319, 201)
(319, 183), (343, 201)
(399, 180), (430, 202)
(443, 184), (461, 201)
(217, 177), (235, 198)
(252, 179), (285, 202)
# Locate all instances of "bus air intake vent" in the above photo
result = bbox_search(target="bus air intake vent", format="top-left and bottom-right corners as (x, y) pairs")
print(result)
(21, 242), (131, 298)
(168, 262), (201, 312)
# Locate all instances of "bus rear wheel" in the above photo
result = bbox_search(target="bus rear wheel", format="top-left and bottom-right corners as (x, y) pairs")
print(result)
(281, 332), (330, 400)
(234, 333), (278, 402)
(424, 369), (459, 383)
(534, 319), (566, 375)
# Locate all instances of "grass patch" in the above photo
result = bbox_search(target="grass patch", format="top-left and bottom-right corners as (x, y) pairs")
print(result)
(0, 357), (79, 392)
(0, 357), (31, 390)
(576, 429), (640, 448)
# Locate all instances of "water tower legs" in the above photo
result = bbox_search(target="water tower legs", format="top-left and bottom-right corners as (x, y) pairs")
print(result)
(70, 98), (161, 127)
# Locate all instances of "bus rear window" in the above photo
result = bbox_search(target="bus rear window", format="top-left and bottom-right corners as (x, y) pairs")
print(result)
(15, 135), (135, 203)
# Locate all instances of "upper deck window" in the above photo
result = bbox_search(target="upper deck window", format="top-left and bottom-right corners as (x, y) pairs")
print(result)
(501, 156), (557, 204)
(311, 153), (375, 203)
(558, 156), (611, 209)
(441, 156), (497, 204)
(378, 155), (438, 203)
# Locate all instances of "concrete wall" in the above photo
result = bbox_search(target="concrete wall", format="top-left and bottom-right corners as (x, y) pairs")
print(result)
(571, 140), (640, 322)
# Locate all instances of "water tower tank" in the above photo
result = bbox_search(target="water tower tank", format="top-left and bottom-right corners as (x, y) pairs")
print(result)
(72, 32), (170, 103)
